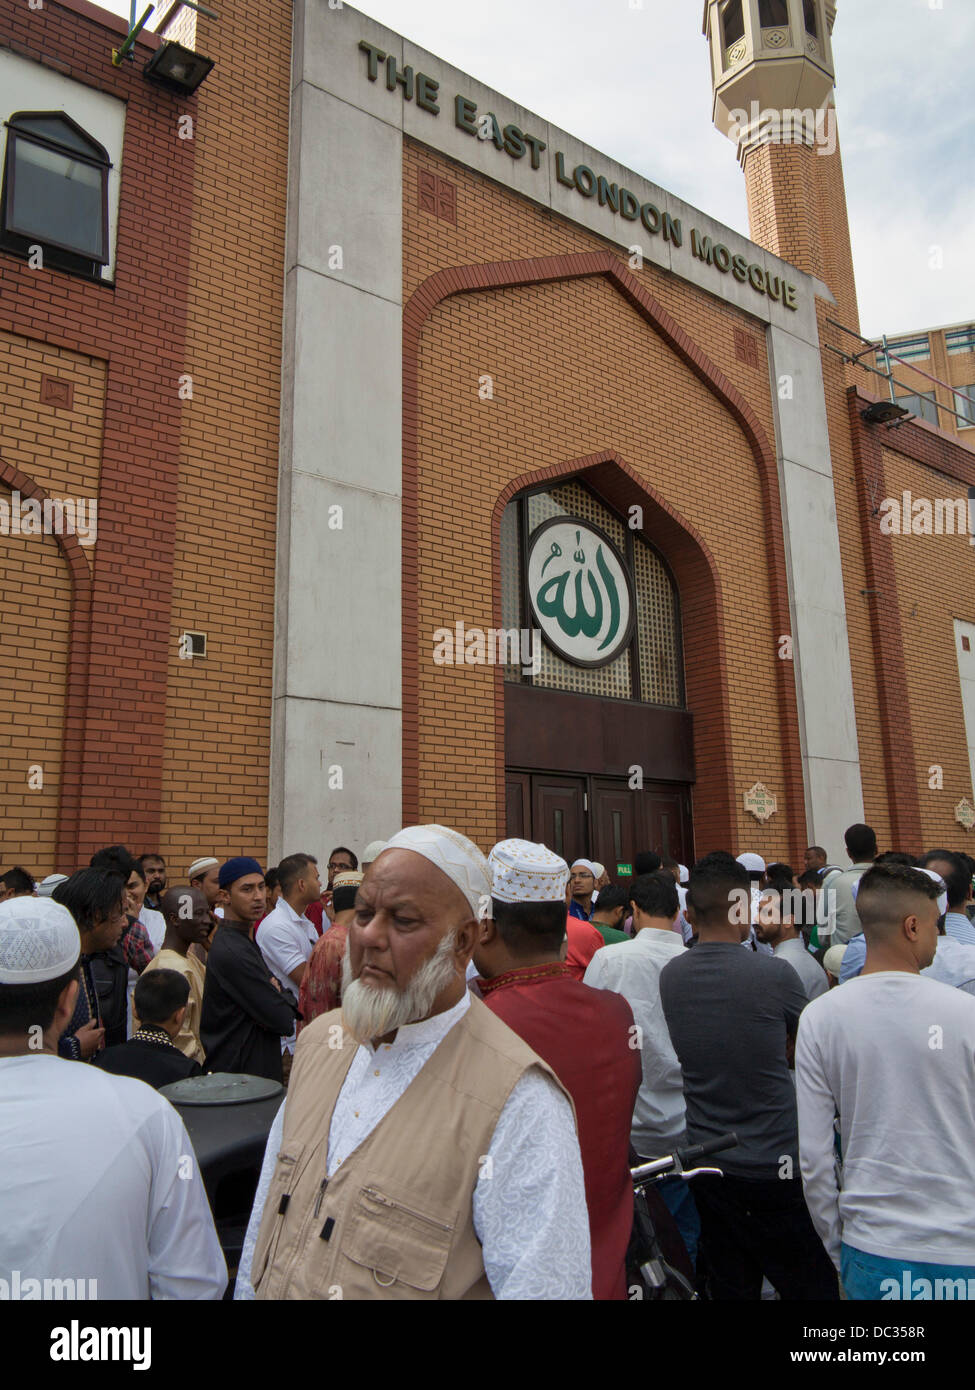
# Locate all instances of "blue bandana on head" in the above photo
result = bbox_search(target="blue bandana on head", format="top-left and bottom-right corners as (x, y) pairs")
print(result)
(218, 856), (264, 889)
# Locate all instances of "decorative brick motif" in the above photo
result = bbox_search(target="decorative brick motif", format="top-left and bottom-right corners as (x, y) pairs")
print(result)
(39, 376), (75, 410)
(733, 327), (760, 368)
(418, 168), (456, 224)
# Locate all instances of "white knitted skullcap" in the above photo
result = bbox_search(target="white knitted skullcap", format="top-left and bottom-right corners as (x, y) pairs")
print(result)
(678, 864), (689, 885)
(36, 873), (69, 899)
(489, 839), (570, 904)
(591, 862), (606, 880)
(571, 858), (596, 875)
(187, 857), (219, 880)
(0, 896), (80, 984)
(362, 840), (388, 864)
(381, 825), (490, 920)
(736, 852), (766, 874)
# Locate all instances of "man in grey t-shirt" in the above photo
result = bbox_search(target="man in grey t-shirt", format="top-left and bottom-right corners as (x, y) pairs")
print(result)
(659, 852), (837, 1301)
(756, 884), (828, 1001)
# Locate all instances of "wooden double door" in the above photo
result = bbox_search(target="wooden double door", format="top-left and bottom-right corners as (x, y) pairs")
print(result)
(505, 770), (692, 881)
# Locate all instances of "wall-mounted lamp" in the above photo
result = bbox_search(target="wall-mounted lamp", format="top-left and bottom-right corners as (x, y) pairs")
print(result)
(860, 400), (909, 426)
(144, 41), (215, 94)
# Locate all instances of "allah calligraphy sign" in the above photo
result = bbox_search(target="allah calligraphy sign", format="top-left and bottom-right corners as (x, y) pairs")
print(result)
(526, 517), (635, 667)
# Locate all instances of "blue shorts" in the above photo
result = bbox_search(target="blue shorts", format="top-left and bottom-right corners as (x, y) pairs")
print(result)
(841, 1243), (975, 1300)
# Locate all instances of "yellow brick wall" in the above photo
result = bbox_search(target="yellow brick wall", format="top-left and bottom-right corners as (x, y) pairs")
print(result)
(0, 330), (105, 875)
(156, 0), (292, 873)
(405, 140), (799, 860)
(882, 445), (975, 848)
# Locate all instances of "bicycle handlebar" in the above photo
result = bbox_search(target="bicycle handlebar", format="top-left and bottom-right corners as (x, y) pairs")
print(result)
(676, 1133), (739, 1166)
(630, 1132), (738, 1185)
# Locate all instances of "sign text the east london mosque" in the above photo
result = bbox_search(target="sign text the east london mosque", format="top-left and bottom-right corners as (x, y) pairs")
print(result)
(358, 40), (801, 311)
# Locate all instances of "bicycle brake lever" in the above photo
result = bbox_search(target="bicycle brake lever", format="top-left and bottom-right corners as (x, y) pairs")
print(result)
(679, 1165), (723, 1180)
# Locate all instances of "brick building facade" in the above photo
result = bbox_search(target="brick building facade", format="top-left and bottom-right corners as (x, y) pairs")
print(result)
(1, 0), (973, 880)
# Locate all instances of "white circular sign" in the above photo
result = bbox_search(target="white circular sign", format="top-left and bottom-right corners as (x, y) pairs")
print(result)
(527, 518), (634, 667)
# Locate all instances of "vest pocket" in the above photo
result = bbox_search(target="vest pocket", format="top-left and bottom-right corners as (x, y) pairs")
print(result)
(251, 1142), (308, 1293)
(343, 1186), (455, 1294)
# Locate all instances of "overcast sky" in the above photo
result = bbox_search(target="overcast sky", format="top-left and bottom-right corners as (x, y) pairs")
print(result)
(102, 0), (974, 340)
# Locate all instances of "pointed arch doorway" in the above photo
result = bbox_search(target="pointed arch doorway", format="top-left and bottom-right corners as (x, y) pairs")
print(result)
(497, 455), (734, 882)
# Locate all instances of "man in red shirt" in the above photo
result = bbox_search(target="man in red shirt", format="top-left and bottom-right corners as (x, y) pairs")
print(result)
(473, 839), (640, 1300)
(296, 871), (363, 1031)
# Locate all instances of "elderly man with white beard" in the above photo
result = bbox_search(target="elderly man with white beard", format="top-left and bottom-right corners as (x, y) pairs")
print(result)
(235, 824), (592, 1300)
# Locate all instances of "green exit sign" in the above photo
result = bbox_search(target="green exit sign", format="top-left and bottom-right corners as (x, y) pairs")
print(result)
(616, 862), (632, 876)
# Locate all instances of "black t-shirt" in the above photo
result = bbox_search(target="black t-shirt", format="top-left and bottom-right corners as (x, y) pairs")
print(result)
(659, 941), (807, 1179)
(94, 1037), (202, 1089)
(200, 924), (298, 1082)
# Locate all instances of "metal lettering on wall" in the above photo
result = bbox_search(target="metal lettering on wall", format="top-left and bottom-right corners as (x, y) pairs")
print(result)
(357, 38), (800, 310)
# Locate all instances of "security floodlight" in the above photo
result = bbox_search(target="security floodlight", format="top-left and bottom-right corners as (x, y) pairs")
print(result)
(860, 400), (909, 426)
(144, 41), (214, 94)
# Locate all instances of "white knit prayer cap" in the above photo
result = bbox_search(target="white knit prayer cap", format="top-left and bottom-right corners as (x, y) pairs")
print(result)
(0, 896), (80, 984)
(678, 864), (689, 885)
(381, 825), (490, 920)
(570, 858), (597, 875)
(187, 857), (219, 880)
(36, 873), (69, 899)
(361, 840), (388, 865)
(591, 861), (606, 880)
(489, 839), (570, 904)
(736, 853), (766, 874)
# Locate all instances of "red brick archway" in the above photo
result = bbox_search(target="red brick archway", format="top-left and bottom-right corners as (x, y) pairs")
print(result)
(491, 450), (737, 854)
(402, 250), (807, 860)
(0, 458), (92, 867)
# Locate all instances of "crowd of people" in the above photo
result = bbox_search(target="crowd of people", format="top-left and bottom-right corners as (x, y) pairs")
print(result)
(2, 820), (975, 1301)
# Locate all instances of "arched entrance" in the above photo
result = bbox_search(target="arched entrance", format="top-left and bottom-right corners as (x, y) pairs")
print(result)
(495, 453), (735, 875)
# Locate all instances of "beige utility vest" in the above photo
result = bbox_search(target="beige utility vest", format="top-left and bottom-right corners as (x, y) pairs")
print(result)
(251, 995), (568, 1300)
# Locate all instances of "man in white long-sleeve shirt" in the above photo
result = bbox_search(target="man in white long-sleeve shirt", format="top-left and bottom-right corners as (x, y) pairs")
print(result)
(796, 862), (975, 1300)
(0, 896), (226, 1300)
(236, 824), (591, 1301)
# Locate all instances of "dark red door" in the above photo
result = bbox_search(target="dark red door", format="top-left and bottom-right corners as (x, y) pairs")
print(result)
(505, 772), (531, 840)
(591, 778), (641, 884)
(531, 774), (587, 865)
(645, 786), (692, 863)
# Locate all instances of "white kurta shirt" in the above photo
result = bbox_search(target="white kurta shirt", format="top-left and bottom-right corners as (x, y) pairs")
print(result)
(235, 990), (592, 1299)
(0, 1053), (226, 1300)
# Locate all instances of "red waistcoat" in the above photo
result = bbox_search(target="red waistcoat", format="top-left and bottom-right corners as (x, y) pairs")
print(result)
(478, 962), (640, 1300)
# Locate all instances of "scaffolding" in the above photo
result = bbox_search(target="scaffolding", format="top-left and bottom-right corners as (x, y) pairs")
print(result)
(824, 319), (975, 433)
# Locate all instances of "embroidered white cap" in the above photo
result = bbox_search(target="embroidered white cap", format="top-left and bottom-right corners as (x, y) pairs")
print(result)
(489, 839), (570, 904)
(0, 896), (80, 984)
(382, 825), (491, 920)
